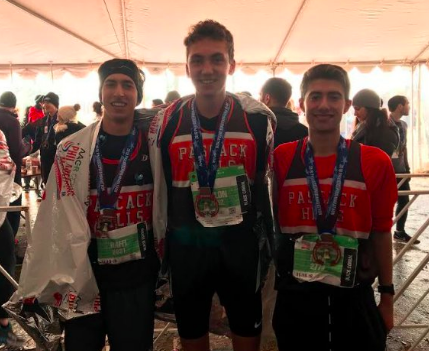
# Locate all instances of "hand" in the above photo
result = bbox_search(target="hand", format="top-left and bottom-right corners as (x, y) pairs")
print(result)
(378, 296), (394, 332)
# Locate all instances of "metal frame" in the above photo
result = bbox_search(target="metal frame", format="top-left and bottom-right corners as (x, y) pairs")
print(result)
(388, 174), (429, 350)
(0, 205), (31, 290)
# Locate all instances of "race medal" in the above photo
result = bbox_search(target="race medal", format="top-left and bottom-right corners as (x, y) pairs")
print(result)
(195, 187), (219, 218)
(293, 234), (358, 287)
(312, 233), (342, 266)
(98, 208), (117, 233)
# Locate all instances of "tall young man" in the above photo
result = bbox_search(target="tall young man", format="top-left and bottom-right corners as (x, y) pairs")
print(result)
(149, 20), (275, 351)
(273, 64), (397, 351)
(388, 95), (419, 244)
(10, 59), (159, 351)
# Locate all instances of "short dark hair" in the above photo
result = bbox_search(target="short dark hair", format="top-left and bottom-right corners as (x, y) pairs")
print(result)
(165, 90), (181, 103)
(387, 95), (407, 112)
(300, 64), (350, 100)
(152, 99), (163, 106)
(184, 20), (234, 61)
(261, 78), (292, 106)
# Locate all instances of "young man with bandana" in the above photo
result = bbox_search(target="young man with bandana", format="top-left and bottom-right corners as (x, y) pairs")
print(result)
(10, 59), (159, 351)
(273, 64), (397, 351)
(149, 20), (275, 351)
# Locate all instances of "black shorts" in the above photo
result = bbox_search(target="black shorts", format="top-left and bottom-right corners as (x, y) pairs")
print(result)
(168, 228), (262, 339)
(272, 284), (387, 351)
(64, 277), (156, 351)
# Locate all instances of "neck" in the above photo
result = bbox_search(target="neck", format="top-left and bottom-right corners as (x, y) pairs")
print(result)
(308, 131), (340, 156)
(102, 118), (134, 136)
(195, 92), (226, 119)
(0, 107), (14, 113)
(390, 111), (402, 122)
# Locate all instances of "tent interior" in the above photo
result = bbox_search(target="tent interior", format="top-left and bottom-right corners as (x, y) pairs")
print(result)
(1, 0), (429, 170)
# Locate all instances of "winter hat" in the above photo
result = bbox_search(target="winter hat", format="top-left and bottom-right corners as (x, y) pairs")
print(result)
(58, 105), (78, 123)
(98, 59), (145, 105)
(0, 91), (17, 108)
(352, 89), (381, 109)
(43, 92), (60, 108)
(35, 95), (44, 105)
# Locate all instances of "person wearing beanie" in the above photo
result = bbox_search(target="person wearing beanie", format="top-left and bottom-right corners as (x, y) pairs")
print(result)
(351, 88), (399, 157)
(53, 104), (85, 145)
(0, 91), (25, 235)
(28, 94), (45, 124)
(19, 58), (158, 351)
(31, 91), (59, 185)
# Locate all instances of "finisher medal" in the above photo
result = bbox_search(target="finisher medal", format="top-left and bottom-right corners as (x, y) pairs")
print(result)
(98, 208), (117, 233)
(190, 97), (231, 221)
(195, 187), (219, 218)
(312, 233), (342, 266)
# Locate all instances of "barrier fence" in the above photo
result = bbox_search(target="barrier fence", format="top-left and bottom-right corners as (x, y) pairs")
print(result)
(388, 173), (429, 350)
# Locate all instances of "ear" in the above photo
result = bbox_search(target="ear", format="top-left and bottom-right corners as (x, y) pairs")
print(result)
(299, 98), (305, 113)
(262, 93), (270, 105)
(228, 59), (236, 75)
(343, 99), (352, 114)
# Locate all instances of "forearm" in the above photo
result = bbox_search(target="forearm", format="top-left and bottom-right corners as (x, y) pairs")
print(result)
(373, 231), (393, 285)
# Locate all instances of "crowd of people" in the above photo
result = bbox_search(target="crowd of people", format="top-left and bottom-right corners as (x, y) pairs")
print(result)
(0, 18), (418, 351)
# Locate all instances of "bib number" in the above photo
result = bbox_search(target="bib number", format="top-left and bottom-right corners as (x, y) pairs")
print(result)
(190, 165), (250, 227)
(293, 234), (358, 288)
(96, 222), (148, 265)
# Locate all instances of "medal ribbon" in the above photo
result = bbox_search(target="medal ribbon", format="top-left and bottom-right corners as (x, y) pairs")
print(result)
(304, 136), (349, 234)
(190, 97), (231, 192)
(93, 126), (138, 209)
(43, 113), (57, 145)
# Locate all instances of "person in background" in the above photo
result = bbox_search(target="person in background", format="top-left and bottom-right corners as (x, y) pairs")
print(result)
(28, 95), (45, 124)
(32, 92), (59, 185)
(93, 101), (103, 122)
(260, 77), (308, 148)
(53, 104), (86, 145)
(351, 89), (399, 157)
(0, 130), (25, 348)
(0, 91), (24, 235)
(165, 90), (181, 104)
(388, 95), (418, 244)
(152, 99), (164, 107)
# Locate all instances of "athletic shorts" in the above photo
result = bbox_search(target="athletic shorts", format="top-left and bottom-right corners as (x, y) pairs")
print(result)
(64, 277), (156, 351)
(168, 228), (262, 339)
(272, 284), (387, 351)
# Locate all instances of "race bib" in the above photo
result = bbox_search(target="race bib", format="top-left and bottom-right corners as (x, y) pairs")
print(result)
(293, 234), (358, 288)
(190, 165), (251, 227)
(96, 222), (148, 265)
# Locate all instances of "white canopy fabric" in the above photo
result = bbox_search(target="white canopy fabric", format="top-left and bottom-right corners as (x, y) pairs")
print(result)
(1, 0), (429, 76)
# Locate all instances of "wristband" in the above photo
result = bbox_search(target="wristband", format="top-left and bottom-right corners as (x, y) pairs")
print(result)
(378, 284), (395, 295)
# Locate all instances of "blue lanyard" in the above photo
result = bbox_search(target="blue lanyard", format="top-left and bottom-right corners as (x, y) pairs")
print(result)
(92, 126), (138, 209)
(45, 114), (57, 139)
(190, 97), (231, 192)
(304, 136), (349, 234)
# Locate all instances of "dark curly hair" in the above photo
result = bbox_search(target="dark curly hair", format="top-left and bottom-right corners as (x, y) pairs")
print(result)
(184, 20), (234, 62)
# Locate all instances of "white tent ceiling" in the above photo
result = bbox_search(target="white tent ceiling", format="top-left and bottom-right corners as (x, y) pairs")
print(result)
(1, 0), (429, 76)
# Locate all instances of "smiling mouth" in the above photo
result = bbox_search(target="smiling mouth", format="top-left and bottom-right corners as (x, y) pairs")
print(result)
(200, 79), (216, 84)
(111, 102), (126, 107)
